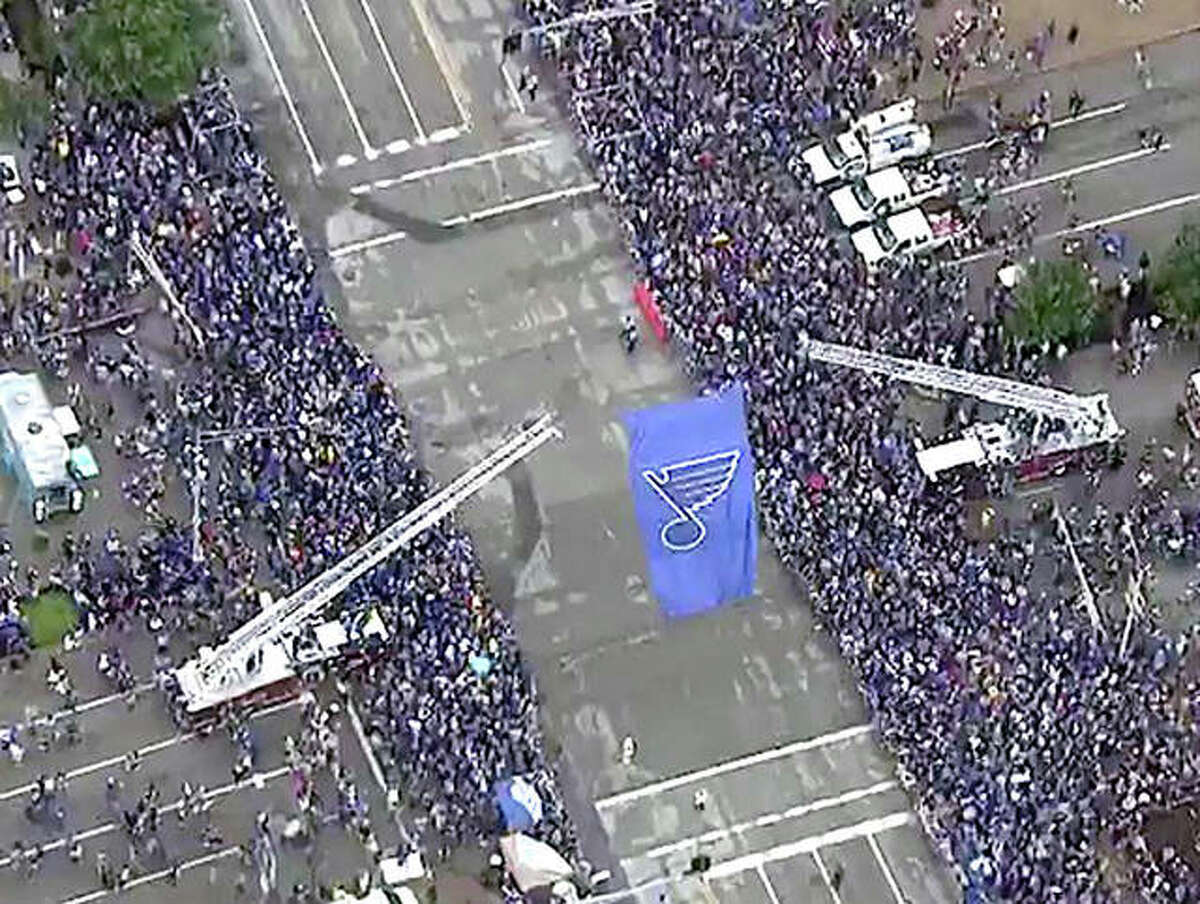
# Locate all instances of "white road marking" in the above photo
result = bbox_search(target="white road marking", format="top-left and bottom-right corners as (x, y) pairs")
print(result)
(954, 189), (1200, 266)
(17, 680), (157, 733)
(349, 138), (554, 194)
(501, 59), (528, 114)
(296, 0), (378, 159)
(933, 101), (1128, 161)
(0, 697), (303, 802)
(755, 864), (783, 904)
(812, 850), (845, 904)
(330, 181), (602, 257)
(440, 181), (600, 226)
(0, 766), (291, 868)
(996, 144), (1168, 197)
(61, 845), (242, 904)
(637, 779), (899, 860)
(238, 0), (322, 175)
(336, 153), (358, 168)
(429, 125), (467, 144)
(594, 723), (874, 809)
(358, 0), (426, 141)
(704, 811), (915, 881)
(868, 833), (907, 904)
(406, 0), (471, 126)
(347, 698), (388, 793)
(330, 229), (407, 258)
(584, 813), (915, 904)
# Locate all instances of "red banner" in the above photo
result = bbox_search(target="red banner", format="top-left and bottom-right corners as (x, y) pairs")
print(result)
(633, 281), (667, 343)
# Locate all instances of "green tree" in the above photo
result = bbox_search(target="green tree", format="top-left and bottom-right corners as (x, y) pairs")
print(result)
(65, 0), (226, 107)
(1157, 224), (1200, 335)
(1005, 259), (1098, 351)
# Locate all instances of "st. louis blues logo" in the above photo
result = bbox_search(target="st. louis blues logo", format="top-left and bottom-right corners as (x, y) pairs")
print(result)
(642, 450), (741, 552)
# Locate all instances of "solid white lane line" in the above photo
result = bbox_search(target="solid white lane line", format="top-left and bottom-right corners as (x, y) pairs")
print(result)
(0, 766), (291, 868)
(812, 850), (845, 904)
(868, 833), (907, 904)
(1049, 190), (1200, 236)
(349, 138), (554, 195)
(61, 845), (242, 904)
(953, 189), (1200, 266)
(501, 60), (528, 114)
(996, 144), (1168, 196)
(704, 811), (915, 881)
(595, 723), (874, 810)
(329, 229), (406, 259)
(637, 779), (899, 860)
(296, 0), (377, 158)
(756, 864), (783, 904)
(932, 101), (1128, 161)
(358, 0), (426, 141)
(440, 181), (601, 226)
(331, 182), (602, 257)
(0, 697), (303, 803)
(238, 0), (322, 175)
(406, 0), (470, 126)
(347, 699), (388, 794)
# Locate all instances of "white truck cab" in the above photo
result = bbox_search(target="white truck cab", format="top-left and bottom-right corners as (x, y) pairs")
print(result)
(828, 166), (947, 230)
(801, 122), (932, 186)
(850, 202), (963, 269)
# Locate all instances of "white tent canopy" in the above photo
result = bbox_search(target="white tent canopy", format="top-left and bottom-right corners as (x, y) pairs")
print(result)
(499, 834), (574, 893)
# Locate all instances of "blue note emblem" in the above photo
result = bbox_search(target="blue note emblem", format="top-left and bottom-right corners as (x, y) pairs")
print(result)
(642, 450), (741, 552)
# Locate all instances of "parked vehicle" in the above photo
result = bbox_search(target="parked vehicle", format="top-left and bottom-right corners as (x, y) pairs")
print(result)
(827, 166), (948, 230)
(849, 199), (964, 270)
(800, 122), (932, 186)
(0, 155), (24, 205)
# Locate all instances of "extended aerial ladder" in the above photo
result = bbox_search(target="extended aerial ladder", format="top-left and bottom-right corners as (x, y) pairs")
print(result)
(173, 413), (562, 714)
(798, 334), (1123, 478)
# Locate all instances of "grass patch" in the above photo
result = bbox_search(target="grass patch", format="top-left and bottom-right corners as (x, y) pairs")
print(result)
(20, 589), (77, 648)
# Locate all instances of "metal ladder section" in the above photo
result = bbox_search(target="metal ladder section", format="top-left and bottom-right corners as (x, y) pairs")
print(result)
(801, 335), (1107, 427)
(191, 412), (562, 693)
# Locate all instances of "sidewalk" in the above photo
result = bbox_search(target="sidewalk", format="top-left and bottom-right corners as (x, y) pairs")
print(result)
(912, 0), (1200, 101)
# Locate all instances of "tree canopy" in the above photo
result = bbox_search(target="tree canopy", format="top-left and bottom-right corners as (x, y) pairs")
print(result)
(1005, 259), (1098, 351)
(1156, 224), (1200, 334)
(65, 0), (225, 107)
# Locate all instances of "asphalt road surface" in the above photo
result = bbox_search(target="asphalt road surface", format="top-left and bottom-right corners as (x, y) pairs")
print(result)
(225, 0), (967, 902)
(7, 4), (1200, 904)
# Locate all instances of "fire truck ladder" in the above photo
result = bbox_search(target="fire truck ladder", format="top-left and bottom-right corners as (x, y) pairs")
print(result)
(798, 334), (1120, 437)
(175, 412), (562, 706)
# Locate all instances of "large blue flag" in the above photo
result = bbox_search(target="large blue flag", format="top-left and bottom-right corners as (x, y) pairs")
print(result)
(624, 384), (757, 617)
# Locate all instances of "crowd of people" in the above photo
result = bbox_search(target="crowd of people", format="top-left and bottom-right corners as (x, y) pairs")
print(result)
(519, 0), (1200, 899)
(0, 70), (580, 893)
